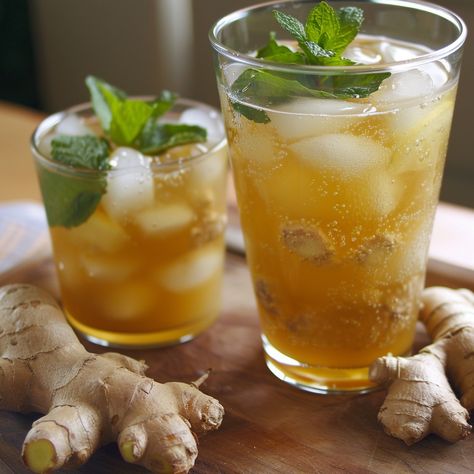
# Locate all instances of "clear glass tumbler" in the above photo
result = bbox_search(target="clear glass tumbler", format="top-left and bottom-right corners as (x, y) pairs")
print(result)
(32, 99), (227, 348)
(210, 0), (466, 393)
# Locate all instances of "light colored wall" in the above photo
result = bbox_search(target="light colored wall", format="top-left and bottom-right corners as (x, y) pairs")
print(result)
(30, 0), (474, 207)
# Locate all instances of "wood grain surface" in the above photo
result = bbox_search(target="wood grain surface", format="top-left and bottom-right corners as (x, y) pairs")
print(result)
(0, 254), (473, 474)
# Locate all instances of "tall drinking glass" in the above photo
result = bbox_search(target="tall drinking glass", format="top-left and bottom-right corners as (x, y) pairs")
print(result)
(210, 0), (466, 393)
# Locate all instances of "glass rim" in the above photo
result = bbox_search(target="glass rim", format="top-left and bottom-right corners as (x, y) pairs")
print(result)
(209, 0), (467, 75)
(31, 97), (227, 178)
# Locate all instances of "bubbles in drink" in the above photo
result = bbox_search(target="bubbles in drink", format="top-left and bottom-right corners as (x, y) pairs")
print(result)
(290, 133), (391, 178)
(222, 34), (455, 370)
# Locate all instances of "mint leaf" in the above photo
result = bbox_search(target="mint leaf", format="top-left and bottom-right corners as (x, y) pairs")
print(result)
(86, 76), (126, 132)
(230, 68), (338, 122)
(257, 33), (307, 64)
(99, 86), (154, 146)
(86, 77), (179, 147)
(51, 135), (111, 170)
(273, 10), (328, 63)
(305, 1), (339, 50)
(231, 101), (270, 124)
(42, 134), (111, 228)
(150, 90), (177, 118)
(273, 10), (306, 43)
(136, 123), (207, 154)
(337, 7), (364, 53)
(233, 68), (336, 102)
(257, 32), (292, 58)
(39, 167), (106, 228)
(328, 71), (391, 97)
(230, 2), (390, 123)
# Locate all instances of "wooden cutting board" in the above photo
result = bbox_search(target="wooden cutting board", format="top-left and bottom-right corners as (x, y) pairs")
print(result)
(0, 253), (473, 474)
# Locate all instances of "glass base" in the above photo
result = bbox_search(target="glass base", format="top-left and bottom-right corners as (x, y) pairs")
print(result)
(66, 311), (216, 349)
(262, 335), (381, 394)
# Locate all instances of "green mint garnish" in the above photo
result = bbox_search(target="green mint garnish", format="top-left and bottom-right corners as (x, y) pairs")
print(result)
(40, 135), (111, 228)
(51, 135), (111, 170)
(231, 68), (337, 123)
(230, 2), (390, 123)
(87, 76), (175, 148)
(85, 76), (206, 152)
(43, 78), (207, 228)
(39, 168), (107, 228)
(137, 123), (207, 155)
(257, 32), (306, 64)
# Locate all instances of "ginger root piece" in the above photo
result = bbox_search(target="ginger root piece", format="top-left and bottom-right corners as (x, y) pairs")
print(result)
(0, 284), (224, 473)
(352, 233), (397, 264)
(281, 226), (333, 264)
(370, 287), (474, 445)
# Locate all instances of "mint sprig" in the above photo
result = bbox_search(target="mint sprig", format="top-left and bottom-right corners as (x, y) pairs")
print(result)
(42, 77), (208, 228)
(86, 77), (183, 149)
(230, 2), (390, 123)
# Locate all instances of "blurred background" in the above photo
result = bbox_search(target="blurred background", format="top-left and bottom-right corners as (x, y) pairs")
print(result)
(1, 0), (472, 207)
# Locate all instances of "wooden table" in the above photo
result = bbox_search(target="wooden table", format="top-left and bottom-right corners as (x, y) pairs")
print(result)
(1, 102), (474, 473)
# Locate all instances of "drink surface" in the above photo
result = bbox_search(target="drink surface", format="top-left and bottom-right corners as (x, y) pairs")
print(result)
(38, 112), (227, 347)
(221, 36), (456, 385)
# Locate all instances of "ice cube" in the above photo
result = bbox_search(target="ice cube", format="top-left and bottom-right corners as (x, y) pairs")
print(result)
(353, 234), (398, 265)
(158, 246), (223, 293)
(179, 108), (224, 144)
(102, 147), (154, 220)
(357, 171), (403, 217)
(390, 97), (455, 174)
(259, 163), (328, 219)
(372, 69), (434, 105)
(290, 133), (391, 178)
(56, 114), (94, 136)
(235, 126), (283, 167)
(134, 203), (195, 236)
(38, 135), (53, 157)
(100, 282), (155, 320)
(190, 147), (227, 186)
(379, 41), (419, 63)
(268, 98), (368, 141)
(281, 226), (333, 264)
(344, 45), (383, 64)
(68, 212), (129, 252)
(81, 254), (138, 281)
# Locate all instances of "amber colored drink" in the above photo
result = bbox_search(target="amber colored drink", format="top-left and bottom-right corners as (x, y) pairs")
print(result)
(33, 100), (227, 347)
(211, 6), (465, 392)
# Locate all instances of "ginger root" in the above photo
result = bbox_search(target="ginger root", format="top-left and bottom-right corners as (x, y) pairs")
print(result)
(370, 286), (474, 445)
(0, 284), (224, 473)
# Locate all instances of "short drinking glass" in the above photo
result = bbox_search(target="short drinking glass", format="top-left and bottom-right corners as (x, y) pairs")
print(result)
(32, 99), (227, 348)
